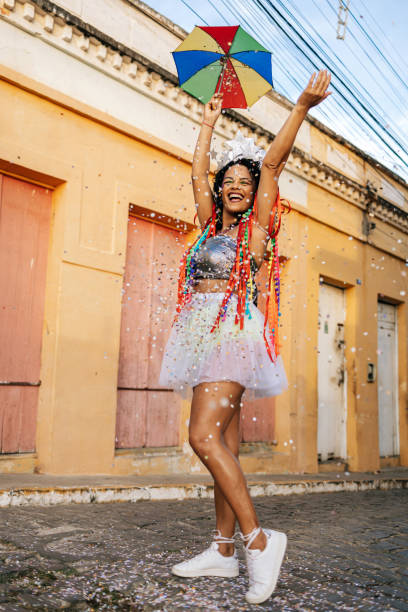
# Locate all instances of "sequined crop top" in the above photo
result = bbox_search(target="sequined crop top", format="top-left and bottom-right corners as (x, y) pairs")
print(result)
(191, 234), (259, 303)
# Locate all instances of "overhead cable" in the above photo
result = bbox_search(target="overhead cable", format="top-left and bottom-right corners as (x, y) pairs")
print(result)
(255, 0), (408, 167)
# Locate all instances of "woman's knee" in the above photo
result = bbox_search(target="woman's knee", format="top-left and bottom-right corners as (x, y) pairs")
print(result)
(189, 429), (219, 456)
(189, 430), (208, 455)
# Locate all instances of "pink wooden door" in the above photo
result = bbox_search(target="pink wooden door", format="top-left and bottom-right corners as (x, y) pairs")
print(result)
(0, 175), (52, 453)
(116, 216), (186, 448)
(240, 260), (281, 443)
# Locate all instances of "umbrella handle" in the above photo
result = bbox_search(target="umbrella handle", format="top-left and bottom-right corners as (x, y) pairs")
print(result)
(216, 56), (227, 95)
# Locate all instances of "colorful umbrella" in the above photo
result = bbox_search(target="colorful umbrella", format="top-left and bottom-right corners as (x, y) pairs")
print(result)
(172, 25), (273, 109)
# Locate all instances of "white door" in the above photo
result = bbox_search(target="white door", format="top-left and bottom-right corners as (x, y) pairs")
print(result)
(317, 283), (346, 461)
(377, 302), (399, 456)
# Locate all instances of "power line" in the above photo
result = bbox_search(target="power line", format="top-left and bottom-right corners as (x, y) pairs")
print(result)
(359, 0), (408, 75)
(213, 0), (395, 180)
(217, 0), (313, 100)
(324, 0), (408, 116)
(275, 0), (407, 152)
(293, 0), (408, 176)
(265, 0), (408, 174)
(218, 0), (407, 177)
(292, 0), (407, 120)
(255, 0), (408, 167)
(347, 3), (408, 93)
(179, 0), (408, 179)
(179, 0), (209, 25)
(207, 0), (229, 24)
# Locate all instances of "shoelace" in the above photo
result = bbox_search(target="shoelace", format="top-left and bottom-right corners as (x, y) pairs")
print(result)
(239, 526), (263, 588)
(239, 526), (261, 550)
(212, 529), (236, 544)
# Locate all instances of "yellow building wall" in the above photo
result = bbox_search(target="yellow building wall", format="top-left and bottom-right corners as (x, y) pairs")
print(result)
(0, 67), (407, 476)
(0, 74), (195, 474)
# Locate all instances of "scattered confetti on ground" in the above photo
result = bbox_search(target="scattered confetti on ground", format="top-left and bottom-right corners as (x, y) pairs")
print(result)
(0, 489), (407, 610)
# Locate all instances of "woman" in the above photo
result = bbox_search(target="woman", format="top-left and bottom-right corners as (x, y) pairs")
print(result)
(160, 70), (331, 604)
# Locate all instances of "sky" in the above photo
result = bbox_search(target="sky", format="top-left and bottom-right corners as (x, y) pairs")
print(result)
(143, 0), (408, 183)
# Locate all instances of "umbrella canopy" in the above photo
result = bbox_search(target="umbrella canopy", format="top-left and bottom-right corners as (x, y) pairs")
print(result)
(172, 25), (273, 109)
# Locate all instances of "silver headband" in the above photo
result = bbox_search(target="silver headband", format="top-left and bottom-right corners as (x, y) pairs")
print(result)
(214, 130), (266, 171)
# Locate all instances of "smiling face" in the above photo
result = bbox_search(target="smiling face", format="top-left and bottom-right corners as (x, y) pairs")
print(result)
(221, 164), (256, 215)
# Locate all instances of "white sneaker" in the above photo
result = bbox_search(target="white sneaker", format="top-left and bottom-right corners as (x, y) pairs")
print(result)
(171, 530), (239, 578)
(240, 526), (287, 604)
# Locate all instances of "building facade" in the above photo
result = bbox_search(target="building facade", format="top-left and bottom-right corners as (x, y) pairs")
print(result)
(0, 0), (407, 476)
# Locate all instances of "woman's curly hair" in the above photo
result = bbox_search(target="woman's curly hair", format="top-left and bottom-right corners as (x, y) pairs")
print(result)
(212, 158), (262, 232)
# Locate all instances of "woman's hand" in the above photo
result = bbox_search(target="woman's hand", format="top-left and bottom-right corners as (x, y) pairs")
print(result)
(296, 70), (332, 110)
(203, 93), (223, 127)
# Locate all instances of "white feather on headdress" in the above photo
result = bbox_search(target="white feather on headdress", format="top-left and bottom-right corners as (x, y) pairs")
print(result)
(214, 130), (266, 171)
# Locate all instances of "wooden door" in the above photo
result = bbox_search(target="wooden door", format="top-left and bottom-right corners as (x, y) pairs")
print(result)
(317, 283), (346, 461)
(116, 216), (186, 448)
(0, 175), (52, 453)
(378, 301), (399, 456)
(240, 259), (285, 443)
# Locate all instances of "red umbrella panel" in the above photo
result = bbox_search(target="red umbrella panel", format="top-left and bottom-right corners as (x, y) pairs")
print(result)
(172, 25), (273, 109)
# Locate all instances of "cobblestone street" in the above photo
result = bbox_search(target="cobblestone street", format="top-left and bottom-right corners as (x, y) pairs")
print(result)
(0, 489), (407, 611)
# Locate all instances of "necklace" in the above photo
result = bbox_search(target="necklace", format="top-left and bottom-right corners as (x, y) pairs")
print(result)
(219, 220), (240, 235)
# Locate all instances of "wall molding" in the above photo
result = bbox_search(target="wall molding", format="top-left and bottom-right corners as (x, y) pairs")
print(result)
(0, 0), (407, 233)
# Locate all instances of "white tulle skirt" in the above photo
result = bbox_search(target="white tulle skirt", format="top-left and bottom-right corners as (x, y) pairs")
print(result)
(159, 292), (288, 400)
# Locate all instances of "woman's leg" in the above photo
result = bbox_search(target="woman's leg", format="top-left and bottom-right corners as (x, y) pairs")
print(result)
(189, 381), (267, 551)
(213, 406), (239, 556)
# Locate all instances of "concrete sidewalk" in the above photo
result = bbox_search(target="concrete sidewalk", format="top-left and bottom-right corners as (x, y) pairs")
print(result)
(0, 467), (407, 507)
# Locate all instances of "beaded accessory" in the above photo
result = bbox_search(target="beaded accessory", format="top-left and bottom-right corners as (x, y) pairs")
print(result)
(252, 219), (271, 239)
(175, 190), (291, 363)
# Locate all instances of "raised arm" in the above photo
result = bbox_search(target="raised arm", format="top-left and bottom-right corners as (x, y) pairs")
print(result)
(192, 93), (223, 227)
(256, 70), (332, 231)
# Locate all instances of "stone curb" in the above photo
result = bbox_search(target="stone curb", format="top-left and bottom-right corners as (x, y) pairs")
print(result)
(0, 477), (407, 507)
